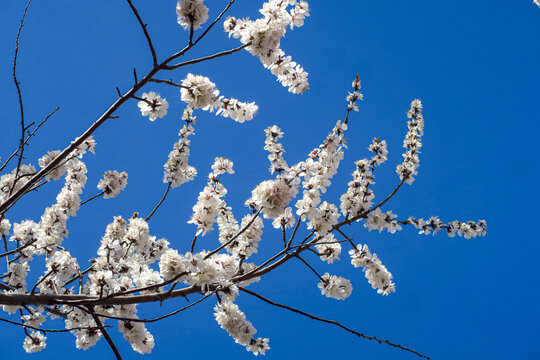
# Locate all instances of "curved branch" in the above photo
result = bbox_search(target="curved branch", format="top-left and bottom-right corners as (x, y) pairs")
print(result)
(239, 287), (431, 360)
(125, 0), (158, 66)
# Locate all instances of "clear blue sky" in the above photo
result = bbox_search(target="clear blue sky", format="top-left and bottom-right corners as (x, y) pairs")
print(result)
(1, 1), (539, 359)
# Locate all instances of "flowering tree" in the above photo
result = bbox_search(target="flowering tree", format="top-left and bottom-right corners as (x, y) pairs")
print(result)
(0, 1), (498, 359)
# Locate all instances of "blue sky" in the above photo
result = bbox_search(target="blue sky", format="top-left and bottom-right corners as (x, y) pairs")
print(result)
(1, 1), (539, 359)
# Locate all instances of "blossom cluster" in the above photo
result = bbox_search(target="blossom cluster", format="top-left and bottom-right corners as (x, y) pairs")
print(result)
(188, 157), (234, 235)
(214, 301), (270, 355)
(396, 99), (424, 185)
(264, 125), (289, 174)
(181, 73), (258, 123)
(350, 244), (395, 295)
(163, 109), (197, 187)
(176, 0), (209, 30)
(224, 0), (310, 94)
(318, 272), (353, 300)
(406, 217), (487, 239)
(137, 92), (169, 121)
(97, 170), (128, 199)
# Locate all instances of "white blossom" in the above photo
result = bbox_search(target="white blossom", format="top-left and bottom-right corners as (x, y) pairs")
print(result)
(0, 218), (11, 235)
(97, 170), (128, 199)
(137, 91), (169, 121)
(349, 244), (395, 296)
(214, 301), (269, 355)
(315, 233), (341, 264)
(250, 178), (297, 219)
(23, 331), (47, 353)
(38, 150), (68, 180)
(318, 273), (352, 300)
(176, 0), (209, 30)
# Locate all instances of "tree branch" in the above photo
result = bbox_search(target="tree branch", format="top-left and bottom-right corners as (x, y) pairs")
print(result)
(125, 0), (158, 66)
(239, 287), (431, 360)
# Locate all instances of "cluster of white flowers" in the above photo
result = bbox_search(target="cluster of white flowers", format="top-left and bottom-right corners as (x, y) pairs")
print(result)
(307, 201), (340, 237)
(314, 233), (341, 264)
(23, 331), (47, 353)
(63, 306), (102, 350)
(137, 91), (169, 121)
(97, 170), (128, 199)
(347, 75), (363, 112)
(368, 137), (388, 167)
(350, 244), (395, 296)
(118, 320), (155, 354)
(0, 218), (11, 235)
(224, 0), (310, 94)
(38, 250), (80, 294)
(234, 214), (264, 259)
(188, 158), (234, 235)
(364, 208), (402, 234)
(0, 164), (35, 204)
(295, 120), (348, 224)
(38, 150), (65, 180)
(249, 178), (297, 219)
(1, 150), (94, 352)
(340, 159), (375, 219)
(318, 272), (353, 300)
(271, 206), (295, 229)
(406, 217), (487, 239)
(163, 109), (197, 188)
(396, 99), (424, 185)
(158, 248), (259, 292)
(264, 125), (289, 173)
(214, 301), (270, 355)
(181, 73), (258, 122)
(176, 0), (209, 30)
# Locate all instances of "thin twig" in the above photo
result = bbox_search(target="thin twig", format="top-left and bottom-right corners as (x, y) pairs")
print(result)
(149, 78), (188, 89)
(145, 182), (172, 221)
(90, 311), (123, 360)
(0, 106), (59, 174)
(239, 287), (431, 360)
(125, 0), (158, 66)
(166, 43), (250, 70)
(295, 255), (324, 282)
(80, 191), (105, 206)
(0, 316), (110, 333)
(81, 293), (210, 323)
(9, 0), (33, 200)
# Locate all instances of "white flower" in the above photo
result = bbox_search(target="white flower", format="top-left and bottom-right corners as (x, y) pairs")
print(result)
(272, 207), (295, 229)
(214, 301), (267, 354)
(181, 73), (219, 109)
(349, 244), (395, 295)
(39, 150), (68, 180)
(119, 320), (155, 354)
(159, 249), (187, 280)
(137, 92), (169, 121)
(318, 273), (352, 300)
(315, 233), (341, 263)
(98, 170), (128, 199)
(251, 178), (297, 219)
(0, 218), (11, 235)
(211, 157), (235, 175)
(176, 0), (209, 30)
(23, 331), (47, 353)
